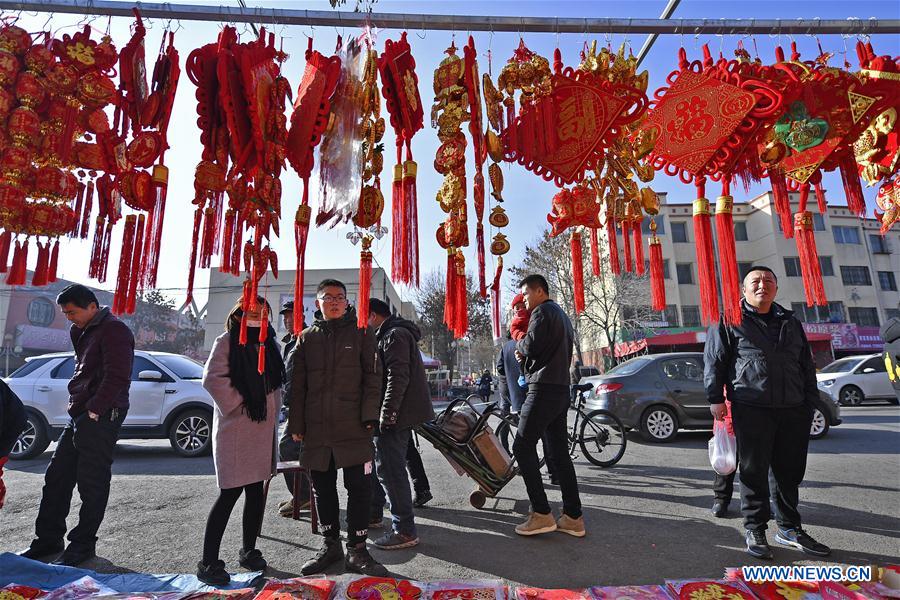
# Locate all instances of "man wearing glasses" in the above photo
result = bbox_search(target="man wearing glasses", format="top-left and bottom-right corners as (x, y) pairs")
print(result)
(288, 279), (387, 577)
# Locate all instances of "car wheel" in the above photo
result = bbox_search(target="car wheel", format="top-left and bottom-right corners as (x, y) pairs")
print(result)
(809, 405), (830, 439)
(9, 411), (51, 460)
(168, 409), (213, 458)
(839, 385), (865, 406)
(640, 406), (678, 443)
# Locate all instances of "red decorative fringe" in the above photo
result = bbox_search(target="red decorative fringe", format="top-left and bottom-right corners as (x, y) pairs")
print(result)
(80, 180), (94, 240)
(634, 220), (645, 275)
(113, 215), (137, 315)
(571, 231), (585, 314)
(358, 247), (373, 329)
(257, 304), (268, 374)
(0, 231), (11, 273)
(391, 160), (404, 282)
(143, 164), (168, 288)
(839, 153), (866, 217)
(795, 183), (827, 307)
(99, 221), (113, 283)
(490, 260), (503, 340)
(294, 201), (311, 335)
(403, 160), (419, 287)
(48, 240), (59, 283)
(476, 223), (486, 297)
(770, 170), (794, 239)
(590, 227), (601, 276)
(6, 240), (28, 286)
(607, 213), (621, 276)
(811, 171), (827, 214)
(444, 251), (455, 331)
(505, 103), (517, 155)
(71, 182), (85, 238)
(221, 209), (235, 272)
(89, 217), (106, 280)
(186, 209), (202, 305)
(715, 180), (741, 326)
(453, 252), (468, 338)
(649, 235), (666, 311)
(622, 219), (634, 273)
(693, 179), (720, 325)
(31, 241), (50, 287)
(126, 215), (145, 314)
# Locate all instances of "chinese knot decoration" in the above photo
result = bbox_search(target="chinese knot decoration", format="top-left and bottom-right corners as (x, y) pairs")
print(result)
(547, 183), (601, 312)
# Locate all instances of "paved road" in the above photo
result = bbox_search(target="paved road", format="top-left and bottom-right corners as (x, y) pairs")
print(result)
(2, 405), (898, 587)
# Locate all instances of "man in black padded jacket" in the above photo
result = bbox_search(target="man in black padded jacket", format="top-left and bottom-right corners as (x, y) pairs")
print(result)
(704, 265), (829, 560)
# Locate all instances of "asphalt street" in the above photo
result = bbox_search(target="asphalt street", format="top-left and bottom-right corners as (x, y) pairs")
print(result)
(2, 405), (898, 587)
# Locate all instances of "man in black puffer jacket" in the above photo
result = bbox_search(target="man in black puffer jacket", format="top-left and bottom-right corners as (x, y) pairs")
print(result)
(704, 266), (829, 560)
(367, 299), (435, 551)
(512, 274), (583, 539)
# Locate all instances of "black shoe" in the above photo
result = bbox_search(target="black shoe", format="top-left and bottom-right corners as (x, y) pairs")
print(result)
(300, 537), (344, 576)
(18, 540), (64, 561)
(774, 527), (831, 557)
(712, 501), (729, 518)
(50, 546), (96, 567)
(238, 547), (267, 571)
(345, 543), (389, 577)
(745, 529), (773, 559)
(413, 490), (433, 508)
(197, 560), (230, 586)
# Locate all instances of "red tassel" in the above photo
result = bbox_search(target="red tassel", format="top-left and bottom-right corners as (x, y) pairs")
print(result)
(71, 182), (85, 238)
(0, 231), (11, 273)
(634, 219), (645, 276)
(6, 240), (27, 286)
(607, 211), (621, 276)
(239, 313), (248, 346)
(99, 220), (113, 283)
(89, 216), (106, 280)
(80, 180), (94, 240)
(186, 208), (202, 305)
(715, 180), (741, 326)
(770, 170), (794, 239)
(505, 102), (517, 157)
(590, 227), (601, 276)
(649, 229), (666, 311)
(622, 219), (634, 273)
(221, 209), (235, 272)
(31, 241), (49, 286)
(403, 159), (420, 287)
(476, 223), (486, 298)
(144, 164), (169, 288)
(444, 251), (456, 330)
(795, 183), (827, 306)
(126, 215), (145, 314)
(257, 304), (268, 374)
(358, 241), (373, 329)
(200, 207), (215, 268)
(839, 153), (866, 217)
(571, 230), (585, 314)
(391, 160), (404, 282)
(48, 240), (59, 283)
(490, 259), (503, 340)
(454, 252), (468, 338)
(810, 171), (827, 214)
(113, 215), (137, 315)
(693, 179), (720, 325)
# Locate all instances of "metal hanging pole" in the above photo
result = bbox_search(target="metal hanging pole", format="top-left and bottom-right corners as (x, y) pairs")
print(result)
(635, 0), (682, 68)
(0, 0), (896, 35)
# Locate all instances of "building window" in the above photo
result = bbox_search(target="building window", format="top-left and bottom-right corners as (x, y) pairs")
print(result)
(681, 305), (701, 328)
(664, 304), (679, 327)
(27, 298), (56, 327)
(792, 302), (846, 323)
(676, 262), (694, 284)
(828, 301), (845, 323)
(833, 225), (861, 244)
(663, 259), (670, 280)
(879, 271), (898, 291)
(812, 213), (826, 231)
(734, 221), (748, 241)
(641, 215), (665, 235)
(848, 307), (880, 327)
(783, 257), (801, 277)
(671, 221), (688, 243)
(819, 256), (834, 276)
(840, 265), (872, 286)
(886, 308), (900, 321)
(737, 262), (753, 280)
(870, 234), (890, 254)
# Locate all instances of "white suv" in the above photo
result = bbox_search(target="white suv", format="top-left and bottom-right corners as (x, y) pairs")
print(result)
(5, 351), (214, 460)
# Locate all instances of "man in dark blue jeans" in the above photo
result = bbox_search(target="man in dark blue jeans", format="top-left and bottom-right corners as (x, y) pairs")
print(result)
(367, 299), (435, 550)
(19, 285), (134, 566)
(512, 274), (584, 538)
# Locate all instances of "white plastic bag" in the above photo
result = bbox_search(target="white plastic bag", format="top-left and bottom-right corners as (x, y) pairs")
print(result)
(708, 420), (737, 475)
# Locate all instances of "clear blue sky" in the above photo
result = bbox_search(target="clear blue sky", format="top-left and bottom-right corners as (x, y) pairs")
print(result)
(11, 1), (900, 308)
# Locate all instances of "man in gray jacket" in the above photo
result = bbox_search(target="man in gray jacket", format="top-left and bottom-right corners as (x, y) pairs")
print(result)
(512, 274), (584, 538)
(367, 299), (435, 550)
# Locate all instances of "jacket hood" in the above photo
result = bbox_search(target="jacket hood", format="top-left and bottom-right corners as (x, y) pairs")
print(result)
(378, 315), (422, 342)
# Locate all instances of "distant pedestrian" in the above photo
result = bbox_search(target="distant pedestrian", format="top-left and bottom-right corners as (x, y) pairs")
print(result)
(477, 371), (493, 403)
(197, 297), (285, 585)
(366, 298), (435, 550)
(277, 300), (311, 517)
(0, 379), (26, 509)
(704, 266), (830, 559)
(512, 274), (584, 538)
(18, 285), (134, 567)
(290, 280), (387, 577)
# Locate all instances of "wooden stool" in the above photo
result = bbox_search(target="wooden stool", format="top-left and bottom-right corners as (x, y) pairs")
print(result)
(261, 461), (318, 534)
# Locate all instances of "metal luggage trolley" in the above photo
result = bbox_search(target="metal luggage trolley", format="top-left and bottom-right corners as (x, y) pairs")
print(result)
(417, 396), (518, 509)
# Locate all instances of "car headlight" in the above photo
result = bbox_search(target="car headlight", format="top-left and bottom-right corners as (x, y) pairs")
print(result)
(819, 380), (835, 386)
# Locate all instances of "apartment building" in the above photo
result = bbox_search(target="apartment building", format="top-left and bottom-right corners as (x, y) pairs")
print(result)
(595, 190), (899, 359)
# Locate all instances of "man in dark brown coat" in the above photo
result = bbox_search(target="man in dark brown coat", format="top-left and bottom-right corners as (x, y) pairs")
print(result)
(19, 284), (134, 567)
(289, 279), (387, 577)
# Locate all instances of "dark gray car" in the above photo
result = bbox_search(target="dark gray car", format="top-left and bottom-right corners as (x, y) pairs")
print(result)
(581, 352), (842, 442)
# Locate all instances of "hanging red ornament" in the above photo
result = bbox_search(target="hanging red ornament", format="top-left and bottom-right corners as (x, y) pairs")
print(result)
(693, 178), (719, 325)
(715, 178), (741, 326)
(794, 182), (828, 307)
(570, 230), (585, 314)
(648, 220), (666, 312)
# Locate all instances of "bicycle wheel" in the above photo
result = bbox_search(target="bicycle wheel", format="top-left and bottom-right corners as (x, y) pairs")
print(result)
(579, 409), (627, 467)
(495, 418), (545, 469)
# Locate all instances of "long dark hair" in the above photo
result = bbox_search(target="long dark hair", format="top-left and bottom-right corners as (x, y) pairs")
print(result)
(224, 297), (285, 422)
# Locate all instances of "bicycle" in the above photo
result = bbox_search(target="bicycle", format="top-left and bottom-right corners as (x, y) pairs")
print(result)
(494, 382), (627, 468)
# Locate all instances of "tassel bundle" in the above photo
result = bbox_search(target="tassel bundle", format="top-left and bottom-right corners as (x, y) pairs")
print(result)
(770, 170), (794, 239)
(634, 218), (645, 276)
(571, 230), (585, 314)
(606, 211), (621, 276)
(811, 171), (827, 214)
(715, 179), (742, 326)
(648, 223), (666, 311)
(293, 204), (311, 335)
(795, 183), (828, 307)
(453, 251), (468, 338)
(0, 232), (11, 273)
(622, 218), (634, 273)
(389, 158), (421, 287)
(48, 240), (59, 283)
(31, 241), (50, 287)
(839, 153), (866, 217)
(590, 227), (601, 276)
(489, 259), (503, 340)
(693, 178), (720, 325)
(257, 304), (269, 374)
(357, 239), (373, 329)
(113, 215), (137, 315)
(5, 240), (28, 286)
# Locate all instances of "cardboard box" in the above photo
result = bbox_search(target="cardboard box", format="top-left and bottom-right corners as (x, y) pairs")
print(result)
(472, 426), (513, 477)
